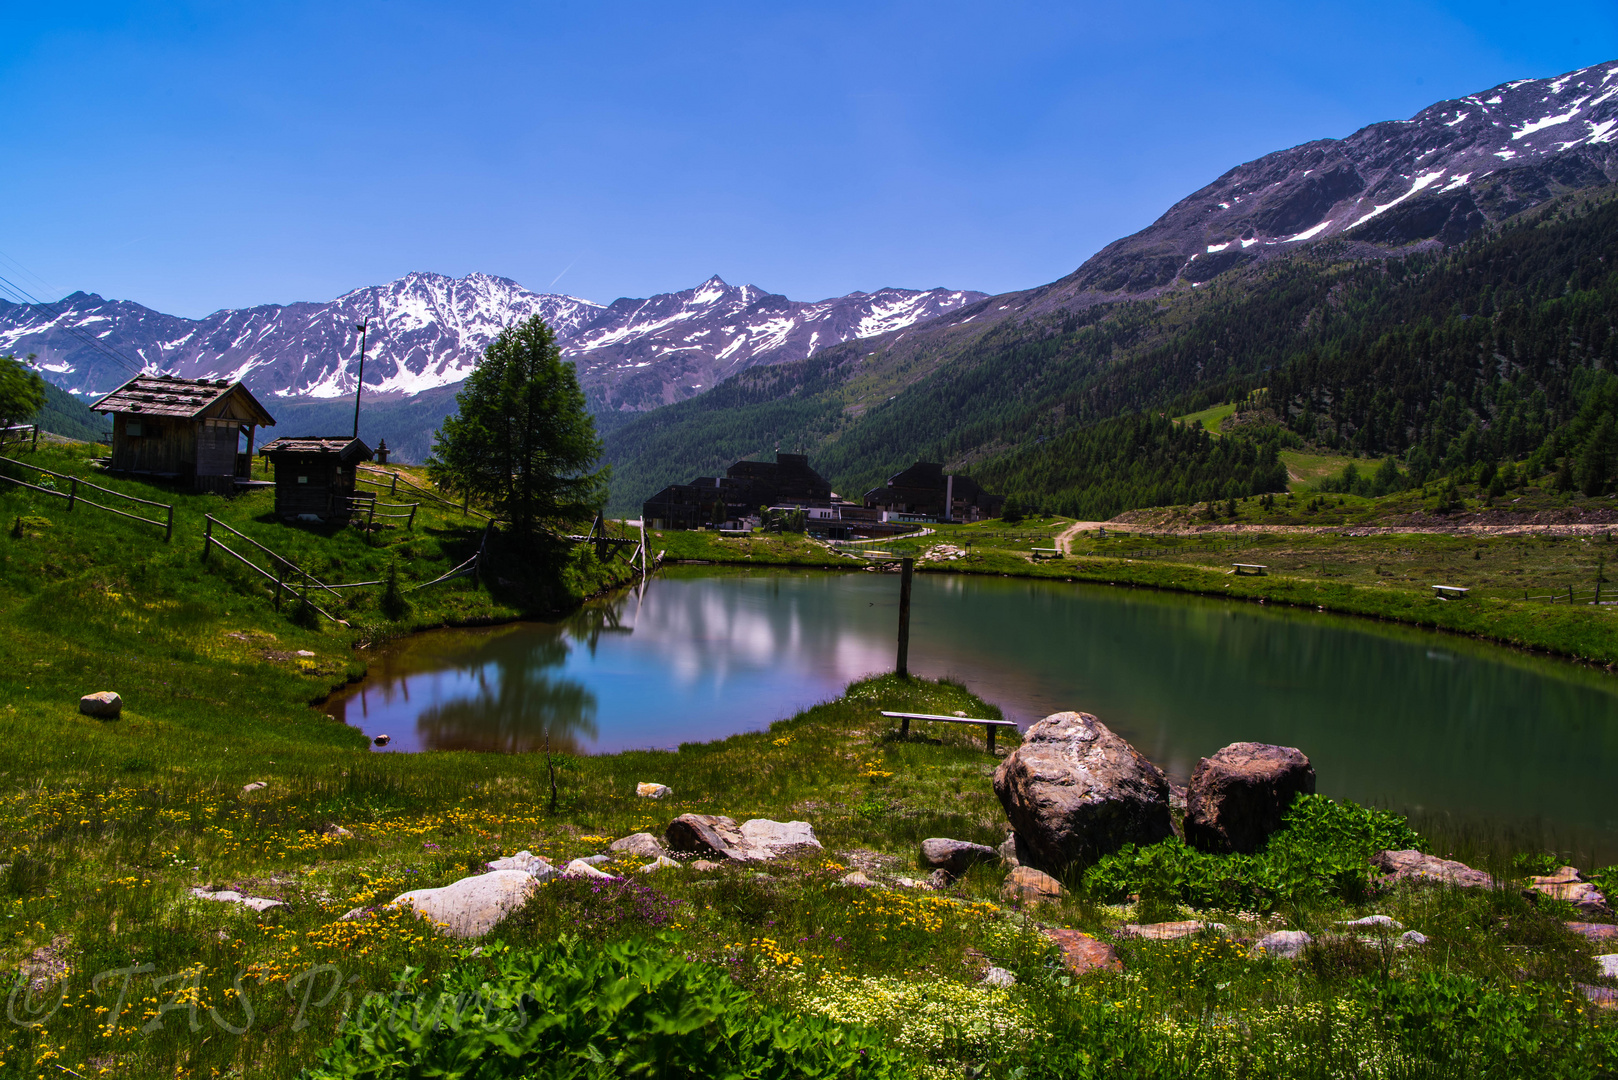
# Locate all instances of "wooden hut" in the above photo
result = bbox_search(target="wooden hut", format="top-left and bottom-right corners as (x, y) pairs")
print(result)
(90, 375), (276, 494)
(257, 436), (373, 522)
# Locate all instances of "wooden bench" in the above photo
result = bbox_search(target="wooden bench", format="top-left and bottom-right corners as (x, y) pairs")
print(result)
(1231, 563), (1267, 575)
(1030, 547), (1063, 559)
(881, 711), (1019, 752)
(1431, 585), (1470, 600)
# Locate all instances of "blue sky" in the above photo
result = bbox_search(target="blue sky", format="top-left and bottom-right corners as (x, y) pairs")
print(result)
(3, 1), (1615, 318)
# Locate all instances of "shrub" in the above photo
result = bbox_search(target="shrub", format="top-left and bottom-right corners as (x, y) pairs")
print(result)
(1083, 795), (1423, 910)
(305, 936), (902, 1079)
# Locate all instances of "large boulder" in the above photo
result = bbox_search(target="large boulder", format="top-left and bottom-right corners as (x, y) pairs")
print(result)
(1528, 867), (1611, 917)
(389, 870), (540, 938)
(920, 838), (999, 879)
(608, 833), (669, 861)
(1183, 743), (1316, 854)
(992, 711), (1172, 870)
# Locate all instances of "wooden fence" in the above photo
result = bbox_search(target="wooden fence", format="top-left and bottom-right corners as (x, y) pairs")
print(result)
(0, 455), (174, 540)
(356, 465), (493, 521)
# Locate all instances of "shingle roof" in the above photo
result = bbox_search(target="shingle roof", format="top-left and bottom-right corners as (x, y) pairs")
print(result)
(90, 375), (276, 425)
(258, 436), (373, 463)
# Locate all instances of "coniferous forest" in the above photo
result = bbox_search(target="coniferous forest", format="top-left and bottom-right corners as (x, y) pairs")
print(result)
(604, 189), (1618, 516)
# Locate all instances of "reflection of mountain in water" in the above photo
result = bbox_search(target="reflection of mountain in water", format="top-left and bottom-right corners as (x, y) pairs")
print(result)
(416, 635), (599, 754)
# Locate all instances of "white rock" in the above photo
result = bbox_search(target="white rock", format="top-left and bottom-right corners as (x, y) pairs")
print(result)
(241, 782), (266, 794)
(637, 783), (672, 799)
(838, 871), (876, 887)
(740, 818), (822, 856)
(1342, 915), (1403, 930)
(485, 851), (557, 882)
(190, 887), (284, 913)
(638, 856), (680, 874)
(323, 824), (353, 838)
(388, 870), (540, 938)
(1598, 954), (1618, 979)
(79, 691), (122, 718)
(563, 859), (616, 879)
(1254, 930), (1312, 959)
(295, 650), (316, 657)
(981, 966), (1017, 987)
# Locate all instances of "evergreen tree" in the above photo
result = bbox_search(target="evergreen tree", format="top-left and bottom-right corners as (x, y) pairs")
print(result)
(429, 317), (607, 545)
(0, 355), (46, 428)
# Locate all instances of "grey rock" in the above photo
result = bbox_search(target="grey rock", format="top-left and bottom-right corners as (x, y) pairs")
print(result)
(981, 966), (1017, 987)
(921, 838), (999, 879)
(1254, 930), (1312, 959)
(323, 824), (353, 839)
(190, 887), (284, 913)
(241, 781), (267, 794)
(1184, 743), (1315, 854)
(636, 782), (672, 799)
(928, 868), (952, 889)
(664, 814), (820, 862)
(580, 854), (612, 867)
(1372, 849), (1495, 889)
(839, 871), (877, 888)
(690, 859), (723, 872)
(997, 831), (1035, 869)
(1398, 930), (1429, 947)
(608, 832), (668, 860)
(1342, 914), (1402, 930)
(389, 870), (540, 938)
(485, 851), (557, 882)
(1598, 955), (1618, 979)
(79, 691), (121, 719)
(992, 711), (1173, 870)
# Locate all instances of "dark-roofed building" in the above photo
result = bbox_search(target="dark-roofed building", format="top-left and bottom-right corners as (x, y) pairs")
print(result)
(863, 462), (1003, 522)
(91, 374), (276, 494)
(257, 436), (373, 522)
(643, 452), (834, 530)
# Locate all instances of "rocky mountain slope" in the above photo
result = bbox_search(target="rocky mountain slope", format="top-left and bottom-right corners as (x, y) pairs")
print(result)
(0, 272), (983, 417)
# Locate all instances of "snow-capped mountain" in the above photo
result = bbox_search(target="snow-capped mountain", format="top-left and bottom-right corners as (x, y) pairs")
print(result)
(0, 271), (983, 414)
(1052, 60), (1618, 297)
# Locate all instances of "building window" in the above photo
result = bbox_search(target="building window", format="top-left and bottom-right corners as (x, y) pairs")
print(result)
(298, 476), (308, 484)
(126, 422), (143, 437)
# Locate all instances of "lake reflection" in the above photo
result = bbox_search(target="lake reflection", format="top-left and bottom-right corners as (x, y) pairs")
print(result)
(325, 567), (1618, 861)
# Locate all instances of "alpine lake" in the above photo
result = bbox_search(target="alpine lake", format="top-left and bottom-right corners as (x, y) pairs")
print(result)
(325, 566), (1618, 864)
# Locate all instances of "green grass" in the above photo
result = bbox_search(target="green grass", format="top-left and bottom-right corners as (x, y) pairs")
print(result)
(1279, 449), (1394, 492)
(0, 445), (1614, 1077)
(1174, 402), (1238, 437)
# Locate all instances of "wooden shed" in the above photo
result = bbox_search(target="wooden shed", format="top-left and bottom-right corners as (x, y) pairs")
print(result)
(90, 375), (276, 495)
(257, 436), (373, 522)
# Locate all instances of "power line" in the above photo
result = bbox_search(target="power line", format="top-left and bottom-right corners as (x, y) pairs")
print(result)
(0, 272), (148, 380)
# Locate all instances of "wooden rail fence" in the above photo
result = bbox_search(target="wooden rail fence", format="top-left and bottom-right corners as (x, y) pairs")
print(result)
(0, 455), (173, 540)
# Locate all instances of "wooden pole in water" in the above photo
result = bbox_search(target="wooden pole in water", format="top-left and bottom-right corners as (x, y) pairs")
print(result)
(896, 556), (914, 677)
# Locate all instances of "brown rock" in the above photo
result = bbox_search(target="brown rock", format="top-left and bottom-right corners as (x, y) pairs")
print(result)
(1371, 849), (1495, 889)
(1116, 920), (1211, 940)
(1001, 865), (1066, 903)
(992, 711), (1172, 871)
(1567, 922), (1618, 945)
(920, 838), (999, 879)
(1528, 872), (1611, 917)
(1184, 742), (1315, 854)
(1043, 927), (1121, 976)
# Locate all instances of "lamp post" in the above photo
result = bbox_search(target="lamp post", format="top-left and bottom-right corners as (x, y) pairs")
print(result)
(352, 319), (369, 439)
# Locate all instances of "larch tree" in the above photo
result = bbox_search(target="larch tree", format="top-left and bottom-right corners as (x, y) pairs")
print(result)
(427, 317), (607, 545)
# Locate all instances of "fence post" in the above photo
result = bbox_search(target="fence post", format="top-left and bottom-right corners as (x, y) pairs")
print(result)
(1569, 585), (1575, 603)
(391, 473), (398, 497)
(273, 562), (285, 611)
(67, 477), (77, 512)
(165, 504), (174, 543)
(302, 567), (311, 613)
(896, 557), (914, 678)
(407, 504), (417, 531)
(366, 502), (376, 544)
(30, 425), (38, 451)
(203, 516), (213, 561)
